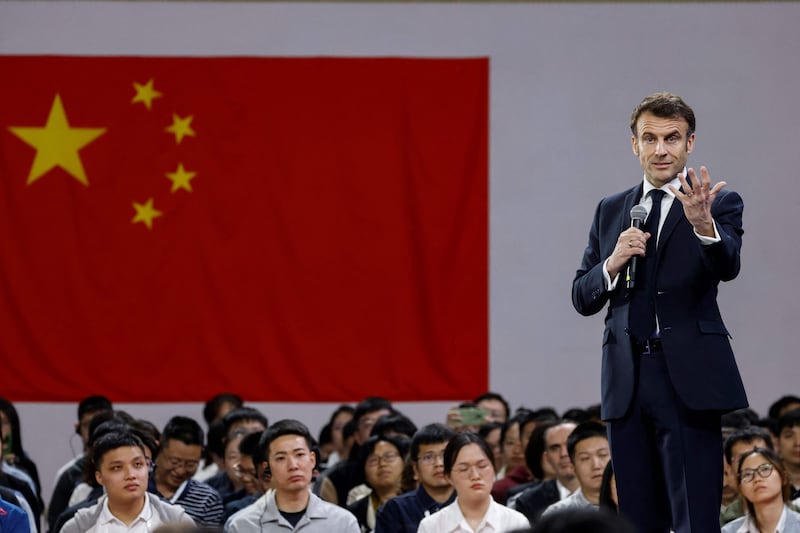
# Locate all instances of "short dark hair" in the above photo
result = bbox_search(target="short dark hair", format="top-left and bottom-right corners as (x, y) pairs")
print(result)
(525, 420), (558, 479)
(239, 431), (262, 459)
(410, 423), (456, 461)
(353, 397), (393, 424)
(129, 418), (160, 457)
(328, 404), (355, 426)
(222, 407), (268, 435)
(202, 393), (243, 425)
(206, 419), (226, 458)
(473, 392), (510, 421)
(562, 408), (591, 424)
(769, 396), (800, 420)
(371, 413), (417, 439)
(775, 408), (800, 435)
(566, 421), (606, 463)
(92, 431), (146, 470)
(500, 411), (531, 448)
(630, 92), (696, 137)
(161, 416), (204, 449)
(78, 395), (113, 421)
(724, 426), (773, 466)
(443, 431), (494, 476)
(259, 419), (314, 460)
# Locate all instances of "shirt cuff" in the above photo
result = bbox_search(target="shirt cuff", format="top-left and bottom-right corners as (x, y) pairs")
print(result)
(603, 258), (619, 291)
(695, 219), (721, 245)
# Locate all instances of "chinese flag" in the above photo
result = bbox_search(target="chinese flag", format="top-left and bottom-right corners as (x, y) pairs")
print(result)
(0, 56), (488, 402)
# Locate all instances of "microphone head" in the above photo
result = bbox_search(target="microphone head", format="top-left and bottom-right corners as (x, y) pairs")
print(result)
(630, 204), (648, 222)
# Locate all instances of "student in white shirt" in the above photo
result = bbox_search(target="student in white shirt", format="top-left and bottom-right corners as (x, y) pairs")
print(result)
(417, 432), (529, 533)
(722, 448), (800, 533)
(61, 431), (193, 533)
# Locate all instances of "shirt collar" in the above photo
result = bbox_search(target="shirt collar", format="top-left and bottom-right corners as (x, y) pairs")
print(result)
(416, 485), (455, 512)
(641, 169), (685, 199)
(97, 493), (152, 526)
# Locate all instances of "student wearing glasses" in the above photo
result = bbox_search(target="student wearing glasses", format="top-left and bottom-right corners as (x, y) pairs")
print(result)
(348, 435), (410, 532)
(417, 432), (529, 533)
(722, 448), (800, 533)
(150, 416), (224, 526)
(374, 424), (456, 533)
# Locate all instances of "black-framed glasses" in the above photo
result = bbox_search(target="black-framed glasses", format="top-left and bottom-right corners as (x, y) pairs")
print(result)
(233, 463), (256, 479)
(739, 463), (774, 483)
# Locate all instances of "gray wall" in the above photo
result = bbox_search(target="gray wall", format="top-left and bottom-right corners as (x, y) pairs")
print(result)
(2, 1), (799, 501)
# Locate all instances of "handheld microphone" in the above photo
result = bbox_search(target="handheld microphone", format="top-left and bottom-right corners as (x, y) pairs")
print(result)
(626, 204), (648, 289)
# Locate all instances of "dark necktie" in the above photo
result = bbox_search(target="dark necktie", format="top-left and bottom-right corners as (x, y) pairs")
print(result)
(629, 189), (665, 343)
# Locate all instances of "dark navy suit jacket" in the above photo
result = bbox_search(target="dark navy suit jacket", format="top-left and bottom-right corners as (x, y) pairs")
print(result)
(572, 182), (748, 420)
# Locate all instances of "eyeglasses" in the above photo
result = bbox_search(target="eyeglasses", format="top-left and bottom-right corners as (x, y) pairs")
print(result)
(452, 460), (493, 477)
(160, 453), (200, 472)
(417, 451), (445, 465)
(739, 463), (774, 483)
(366, 451), (401, 467)
(233, 463), (257, 479)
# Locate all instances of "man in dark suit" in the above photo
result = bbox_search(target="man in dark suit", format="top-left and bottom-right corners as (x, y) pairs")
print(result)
(572, 92), (748, 532)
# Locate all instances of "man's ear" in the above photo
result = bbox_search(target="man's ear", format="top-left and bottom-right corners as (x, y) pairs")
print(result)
(631, 136), (639, 156)
(261, 460), (271, 478)
(95, 470), (104, 487)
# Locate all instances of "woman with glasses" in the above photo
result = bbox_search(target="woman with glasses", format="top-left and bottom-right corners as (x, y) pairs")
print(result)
(721, 447), (800, 533)
(349, 434), (410, 532)
(418, 432), (529, 533)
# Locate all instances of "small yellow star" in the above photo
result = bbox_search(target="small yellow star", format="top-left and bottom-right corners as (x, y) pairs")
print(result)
(131, 198), (163, 229)
(165, 113), (195, 144)
(8, 94), (106, 186)
(166, 163), (197, 193)
(131, 79), (163, 110)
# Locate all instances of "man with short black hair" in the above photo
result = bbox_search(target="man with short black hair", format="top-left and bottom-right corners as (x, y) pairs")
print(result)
(541, 422), (610, 517)
(61, 431), (192, 533)
(374, 423), (455, 533)
(150, 416), (224, 526)
(228, 419), (358, 533)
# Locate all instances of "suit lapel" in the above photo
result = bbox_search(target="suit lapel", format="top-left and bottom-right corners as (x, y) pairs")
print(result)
(658, 192), (685, 250)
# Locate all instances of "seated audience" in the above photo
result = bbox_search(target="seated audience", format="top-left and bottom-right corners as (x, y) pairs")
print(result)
(776, 408), (800, 500)
(540, 421), (610, 517)
(227, 419), (358, 532)
(722, 447), (800, 533)
(417, 432), (529, 533)
(374, 424), (456, 533)
(61, 430), (193, 533)
(348, 435), (409, 532)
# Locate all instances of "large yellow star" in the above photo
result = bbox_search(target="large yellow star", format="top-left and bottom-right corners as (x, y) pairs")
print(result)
(131, 198), (163, 229)
(131, 79), (163, 110)
(166, 163), (197, 193)
(8, 94), (107, 186)
(165, 113), (195, 144)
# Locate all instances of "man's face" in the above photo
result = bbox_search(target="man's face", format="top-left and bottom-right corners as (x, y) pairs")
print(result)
(95, 446), (148, 505)
(235, 455), (260, 495)
(155, 439), (202, 491)
(413, 442), (449, 491)
(779, 424), (800, 469)
(476, 399), (507, 424)
(355, 409), (391, 444)
(268, 434), (315, 494)
(632, 112), (694, 188)
(545, 423), (576, 482)
(76, 410), (103, 447)
(571, 436), (610, 494)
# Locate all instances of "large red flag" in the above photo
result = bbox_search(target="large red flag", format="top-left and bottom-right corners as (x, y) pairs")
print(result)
(0, 56), (488, 402)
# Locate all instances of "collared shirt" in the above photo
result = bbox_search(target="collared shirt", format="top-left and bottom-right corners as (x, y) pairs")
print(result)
(417, 498), (529, 533)
(374, 484), (455, 533)
(555, 480), (572, 502)
(228, 489), (359, 533)
(148, 477), (224, 526)
(85, 493), (154, 533)
(540, 488), (598, 517)
(721, 505), (800, 533)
